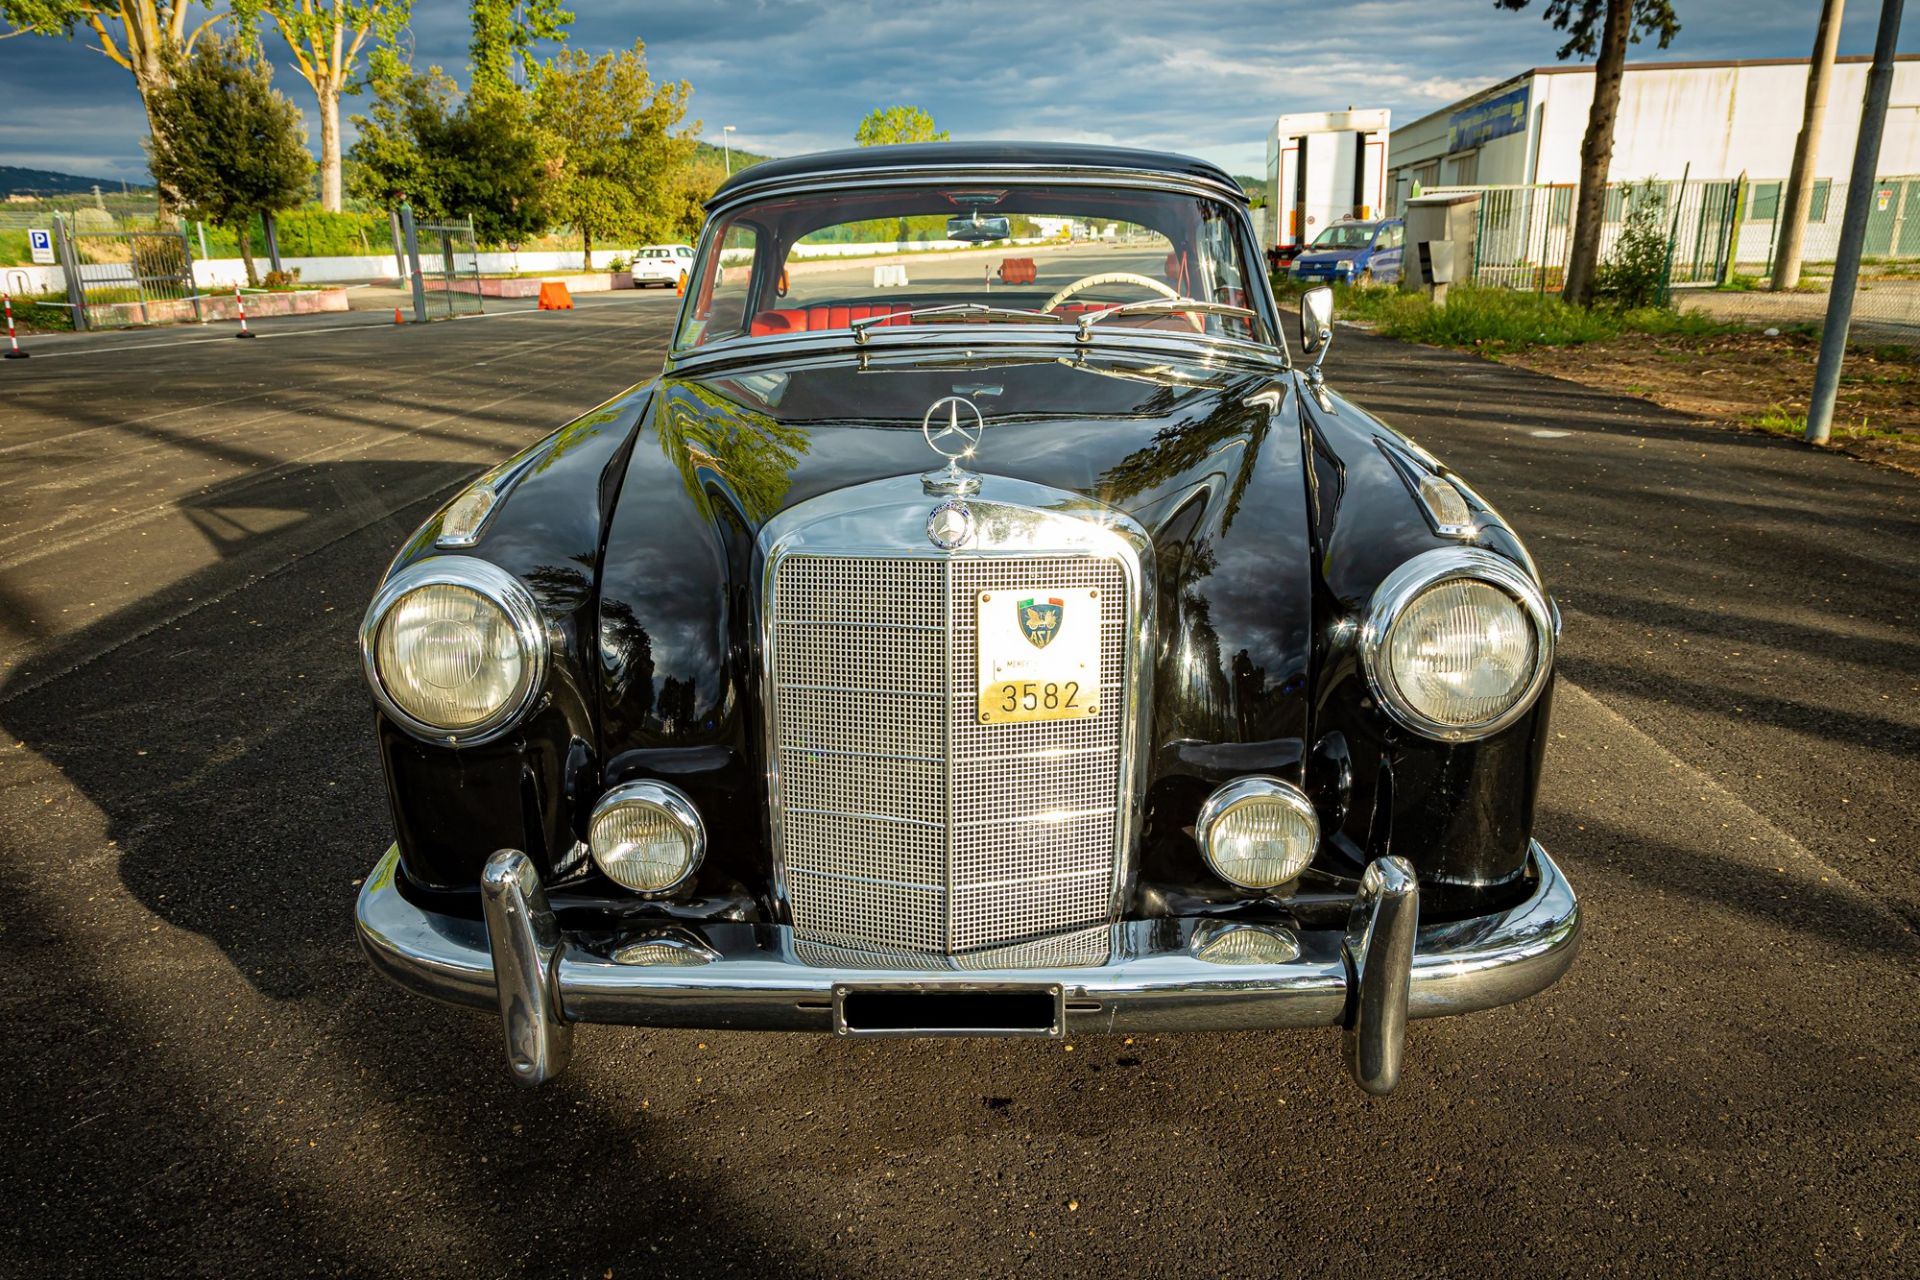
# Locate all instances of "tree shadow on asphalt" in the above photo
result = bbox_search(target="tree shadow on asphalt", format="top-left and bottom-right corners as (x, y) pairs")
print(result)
(0, 458), (827, 1277)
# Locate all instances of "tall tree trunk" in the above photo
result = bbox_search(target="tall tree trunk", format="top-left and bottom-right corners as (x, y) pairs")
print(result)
(1772, 0), (1845, 291)
(131, 64), (176, 216)
(238, 220), (258, 288)
(583, 226), (593, 271)
(1563, 0), (1633, 307)
(317, 80), (344, 213)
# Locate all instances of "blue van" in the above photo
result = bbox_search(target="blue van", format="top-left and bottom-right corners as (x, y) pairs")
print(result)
(1290, 218), (1404, 286)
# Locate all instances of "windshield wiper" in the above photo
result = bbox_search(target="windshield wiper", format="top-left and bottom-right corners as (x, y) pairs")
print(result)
(848, 303), (1067, 344)
(1072, 298), (1257, 342)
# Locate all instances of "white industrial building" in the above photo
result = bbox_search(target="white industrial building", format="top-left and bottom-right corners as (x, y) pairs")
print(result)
(1388, 55), (1920, 274)
(1391, 55), (1920, 198)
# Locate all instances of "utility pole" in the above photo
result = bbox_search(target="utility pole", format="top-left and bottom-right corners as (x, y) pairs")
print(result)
(1807, 0), (1905, 445)
(1773, 0), (1845, 291)
(723, 125), (736, 175)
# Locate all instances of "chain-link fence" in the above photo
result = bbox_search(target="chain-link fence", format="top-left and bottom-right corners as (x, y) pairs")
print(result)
(1421, 174), (1919, 342)
(414, 218), (484, 319)
(1683, 175), (1920, 342)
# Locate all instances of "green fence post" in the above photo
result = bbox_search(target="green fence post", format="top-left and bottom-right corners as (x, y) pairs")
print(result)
(1721, 173), (1748, 287)
(1472, 196), (1486, 286)
(1659, 163), (1690, 307)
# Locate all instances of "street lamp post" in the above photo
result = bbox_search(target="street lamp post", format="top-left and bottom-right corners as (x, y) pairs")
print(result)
(723, 125), (736, 174)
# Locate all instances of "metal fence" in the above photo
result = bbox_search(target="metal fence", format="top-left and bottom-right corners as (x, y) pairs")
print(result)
(1420, 174), (1920, 340)
(415, 218), (484, 319)
(54, 213), (202, 329)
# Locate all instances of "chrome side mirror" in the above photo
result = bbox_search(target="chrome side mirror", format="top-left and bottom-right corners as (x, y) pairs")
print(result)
(1299, 286), (1334, 363)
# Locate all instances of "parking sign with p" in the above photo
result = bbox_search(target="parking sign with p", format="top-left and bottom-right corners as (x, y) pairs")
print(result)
(28, 229), (54, 265)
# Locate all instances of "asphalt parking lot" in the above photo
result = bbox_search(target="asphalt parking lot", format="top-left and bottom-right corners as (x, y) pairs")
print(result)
(0, 290), (1915, 1278)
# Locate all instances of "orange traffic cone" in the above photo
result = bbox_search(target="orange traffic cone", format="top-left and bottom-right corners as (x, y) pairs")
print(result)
(394, 306), (404, 325)
(675, 271), (687, 297)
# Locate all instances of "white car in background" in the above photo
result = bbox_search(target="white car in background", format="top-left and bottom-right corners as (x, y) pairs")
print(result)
(628, 244), (695, 287)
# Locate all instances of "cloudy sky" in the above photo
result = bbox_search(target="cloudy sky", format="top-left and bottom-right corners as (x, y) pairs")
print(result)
(1, 0), (1912, 186)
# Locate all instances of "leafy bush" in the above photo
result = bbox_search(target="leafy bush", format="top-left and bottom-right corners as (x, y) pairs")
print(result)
(1593, 181), (1670, 309)
(261, 268), (303, 289)
(1322, 283), (1733, 352)
(607, 254), (630, 272)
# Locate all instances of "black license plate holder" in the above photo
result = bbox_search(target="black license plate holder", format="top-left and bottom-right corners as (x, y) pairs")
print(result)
(832, 984), (1065, 1038)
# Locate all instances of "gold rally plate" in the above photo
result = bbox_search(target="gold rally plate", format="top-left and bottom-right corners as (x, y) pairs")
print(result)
(975, 588), (1101, 725)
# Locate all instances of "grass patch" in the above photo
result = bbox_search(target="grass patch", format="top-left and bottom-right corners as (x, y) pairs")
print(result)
(1289, 282), (1744, 353)
(10, 292), (76, 333)
(1742, 403), (1909, 444)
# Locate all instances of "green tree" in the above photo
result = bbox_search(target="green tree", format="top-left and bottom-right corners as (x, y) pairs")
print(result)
(346, 53), (548, 245)
(532, 40), (696, 268)
(469, 0), (569, 101)
(232, 0), (411, 212)
(1, 1), (222, 208)
(854, 104), (949, 146)
(660, 153), (728, 242)
(1497, 0), (1680, 307)
(145, 33), (313, 285)
(345, 48), (439, 204)
(1592, 180), (1669, 307)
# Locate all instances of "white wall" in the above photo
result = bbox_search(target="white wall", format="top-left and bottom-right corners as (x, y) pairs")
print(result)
(9, 236), (1067, 299)
(1536, 60), (1920, 185)
(1390, 58), (1920, 194)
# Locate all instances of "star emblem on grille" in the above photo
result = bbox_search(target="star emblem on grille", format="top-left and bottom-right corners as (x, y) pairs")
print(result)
(926, 500), (974, 550)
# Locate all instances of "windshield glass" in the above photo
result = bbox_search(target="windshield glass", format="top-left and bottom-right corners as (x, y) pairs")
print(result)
(1310, 222), (1378, 249)
(673, 182), (1269, 351)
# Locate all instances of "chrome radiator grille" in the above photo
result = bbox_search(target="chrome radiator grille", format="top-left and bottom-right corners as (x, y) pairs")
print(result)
(771, 553), (1129, 956)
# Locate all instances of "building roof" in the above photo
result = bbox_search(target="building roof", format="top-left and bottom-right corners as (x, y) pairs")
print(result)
(709, 141), (1243, 206)
(1394, 52), (1920, 137)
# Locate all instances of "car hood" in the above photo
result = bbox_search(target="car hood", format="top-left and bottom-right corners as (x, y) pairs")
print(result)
(1296, 248), (1365, 264)
(594, 347), (1318, 793)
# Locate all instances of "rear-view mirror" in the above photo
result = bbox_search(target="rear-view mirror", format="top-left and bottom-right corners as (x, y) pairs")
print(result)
(947, 214), (1012, 244)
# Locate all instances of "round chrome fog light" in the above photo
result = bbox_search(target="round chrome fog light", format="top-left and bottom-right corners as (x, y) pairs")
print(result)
(1195, 776), (1319, 890)
(589, 781), (705, 894)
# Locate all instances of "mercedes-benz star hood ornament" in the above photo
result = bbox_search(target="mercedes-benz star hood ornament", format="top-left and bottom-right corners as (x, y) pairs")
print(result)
(921, 395), (985, 496)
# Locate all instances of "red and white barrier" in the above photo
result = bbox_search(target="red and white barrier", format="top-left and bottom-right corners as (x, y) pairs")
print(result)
(3, 292), (27, 359)
(233, 284), (256, 338)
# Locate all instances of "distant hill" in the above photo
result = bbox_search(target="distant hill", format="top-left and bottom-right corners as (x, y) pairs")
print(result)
(691, 140), (774, 173)
(1, 165), (151, 198)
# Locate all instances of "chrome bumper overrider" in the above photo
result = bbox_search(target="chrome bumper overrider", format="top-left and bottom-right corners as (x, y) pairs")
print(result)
(356, 842), (1580, 1096)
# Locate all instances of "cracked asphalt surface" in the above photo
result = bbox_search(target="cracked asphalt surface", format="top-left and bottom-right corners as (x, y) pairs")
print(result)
(0, 294), (1914, 1277)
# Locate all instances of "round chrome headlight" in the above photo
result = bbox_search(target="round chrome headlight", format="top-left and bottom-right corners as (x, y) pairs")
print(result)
(589, 781), (706, 894)
(360, 557), (546, 745)
(1360, 548), (1555, 741)
(1195, 776), (1319, 890)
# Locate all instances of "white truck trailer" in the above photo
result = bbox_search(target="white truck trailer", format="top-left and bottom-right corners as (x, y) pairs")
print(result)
(1264, 109), (1391, 269)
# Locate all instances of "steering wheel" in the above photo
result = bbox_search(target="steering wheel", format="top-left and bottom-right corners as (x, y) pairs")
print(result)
(1042, 272), (1205, 332)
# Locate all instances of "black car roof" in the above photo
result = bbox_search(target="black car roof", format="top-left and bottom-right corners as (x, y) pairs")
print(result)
(708, 141), (1245, 207)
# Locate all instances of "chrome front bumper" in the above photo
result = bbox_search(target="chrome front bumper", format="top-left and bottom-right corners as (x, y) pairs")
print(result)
(356, 842), (1581, 1096)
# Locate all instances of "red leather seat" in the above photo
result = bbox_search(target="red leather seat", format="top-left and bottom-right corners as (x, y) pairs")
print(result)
(749, 302), (912, 336)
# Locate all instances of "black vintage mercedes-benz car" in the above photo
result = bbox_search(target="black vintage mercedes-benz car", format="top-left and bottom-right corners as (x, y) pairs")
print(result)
(355, 143), (1580, 1095)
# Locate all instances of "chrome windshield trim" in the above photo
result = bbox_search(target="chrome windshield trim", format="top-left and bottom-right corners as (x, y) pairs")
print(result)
(667, 324), (1290, 376)
(706, 162), (1249, 216)
(673, 169), (1286, 365)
